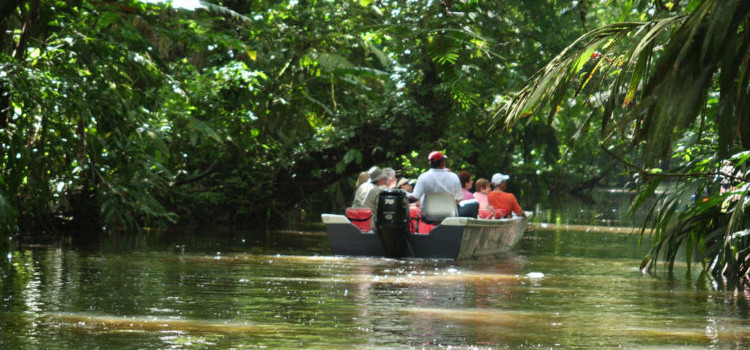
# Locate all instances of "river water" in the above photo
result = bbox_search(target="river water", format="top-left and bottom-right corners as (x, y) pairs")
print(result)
(2, 191), (750, 349)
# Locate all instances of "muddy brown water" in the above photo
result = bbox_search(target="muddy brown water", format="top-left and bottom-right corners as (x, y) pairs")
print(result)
(2, 192), (748, 349)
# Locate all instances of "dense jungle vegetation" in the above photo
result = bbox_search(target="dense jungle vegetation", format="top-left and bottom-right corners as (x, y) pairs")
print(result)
(1, 1), (748, 287)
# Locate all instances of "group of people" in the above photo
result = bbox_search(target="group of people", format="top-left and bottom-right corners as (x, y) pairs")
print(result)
(351, 151), (524, 219)
(469, 172), (524, 217)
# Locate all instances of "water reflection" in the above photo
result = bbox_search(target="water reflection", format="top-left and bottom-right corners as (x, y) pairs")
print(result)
(43, 313), (290, 334)
(3, 215), (750, 347)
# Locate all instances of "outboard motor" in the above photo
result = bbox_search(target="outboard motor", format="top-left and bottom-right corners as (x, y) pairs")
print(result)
(376, 189), (410, 258)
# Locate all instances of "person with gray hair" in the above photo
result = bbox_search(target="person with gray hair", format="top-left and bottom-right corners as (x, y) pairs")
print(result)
(351, 166), (388, 212)
(382, 167), (397, 189)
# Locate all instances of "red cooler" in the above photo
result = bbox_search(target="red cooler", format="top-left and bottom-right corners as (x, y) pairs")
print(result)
(345, 207), (373, 232)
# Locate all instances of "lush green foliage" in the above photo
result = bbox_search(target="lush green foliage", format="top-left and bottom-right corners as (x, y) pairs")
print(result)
(4, 0), (745, 289)
(496, 0), (750, 288)
(2, 0), (610, 237)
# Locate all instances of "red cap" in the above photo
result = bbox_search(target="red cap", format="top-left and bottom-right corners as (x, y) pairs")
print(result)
(428, 151), (446, 161)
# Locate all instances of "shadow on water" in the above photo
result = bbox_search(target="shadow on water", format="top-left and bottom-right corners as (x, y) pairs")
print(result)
(31, 225), (331, 257)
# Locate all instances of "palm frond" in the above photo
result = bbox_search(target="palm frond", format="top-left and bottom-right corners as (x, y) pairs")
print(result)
(493, 21), (648, 127)
(195, 1), (252, 22)
(138, 0), (252, 22)
(494, 0), (750, 164)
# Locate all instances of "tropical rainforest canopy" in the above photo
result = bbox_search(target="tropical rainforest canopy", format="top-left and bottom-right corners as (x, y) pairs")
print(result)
(1, 0), (748, 287)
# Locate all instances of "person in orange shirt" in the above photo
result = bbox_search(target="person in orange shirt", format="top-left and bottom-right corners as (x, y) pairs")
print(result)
(487, 173), (524, 217)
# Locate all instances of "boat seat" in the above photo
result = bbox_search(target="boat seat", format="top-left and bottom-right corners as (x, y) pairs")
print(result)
(421, 192), (457, 223)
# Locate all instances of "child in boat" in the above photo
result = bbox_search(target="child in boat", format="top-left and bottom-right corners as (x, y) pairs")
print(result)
(473, 178), (492, 210)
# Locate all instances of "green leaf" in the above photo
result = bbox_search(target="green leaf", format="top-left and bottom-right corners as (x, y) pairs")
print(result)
(187, 118), (223, 143)
(318, 53), (354, 72)
(98, 11), (120, 28)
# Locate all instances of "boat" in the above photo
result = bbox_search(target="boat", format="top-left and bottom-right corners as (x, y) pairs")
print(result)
(322, 189), (532, 259)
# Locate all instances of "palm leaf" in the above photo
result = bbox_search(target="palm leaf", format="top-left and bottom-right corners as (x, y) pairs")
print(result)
(494, 0), (750, 164)
(493, 21), (650, 130)
(622, 0), (749, 164)
(138, 1), (253, 22)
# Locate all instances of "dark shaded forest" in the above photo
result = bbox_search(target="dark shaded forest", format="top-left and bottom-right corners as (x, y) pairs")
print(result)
(1, 0), (749, 287)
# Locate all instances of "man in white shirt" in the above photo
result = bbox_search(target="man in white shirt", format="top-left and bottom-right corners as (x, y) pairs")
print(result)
(411, 151), (478, 218)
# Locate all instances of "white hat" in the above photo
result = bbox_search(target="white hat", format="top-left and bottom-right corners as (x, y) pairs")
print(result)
(491, 173), (510, 186)
(368, 166), (387, 182)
